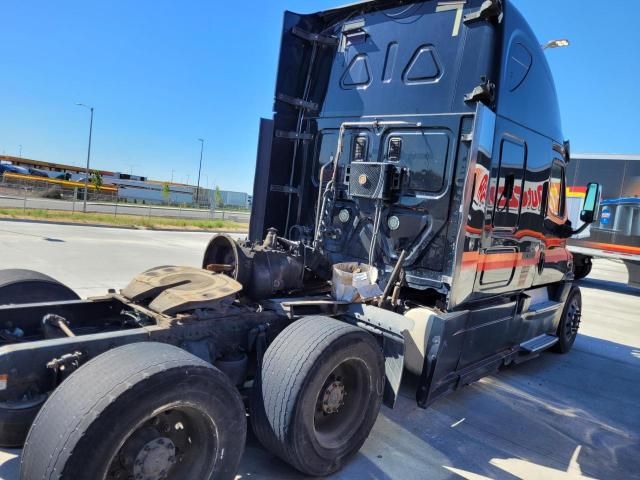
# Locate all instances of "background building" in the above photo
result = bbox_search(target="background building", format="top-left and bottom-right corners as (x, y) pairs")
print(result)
(0, 155), (249, 208)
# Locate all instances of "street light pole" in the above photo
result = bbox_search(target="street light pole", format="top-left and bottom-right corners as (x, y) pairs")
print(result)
(76, 103), (94, 213)
(195, 138), (204, 206)
(18, 145), (22, 158)
(542, 39), (570, 50)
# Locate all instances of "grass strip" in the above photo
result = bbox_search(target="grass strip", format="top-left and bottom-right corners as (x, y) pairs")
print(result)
(0, 207), (248, 231)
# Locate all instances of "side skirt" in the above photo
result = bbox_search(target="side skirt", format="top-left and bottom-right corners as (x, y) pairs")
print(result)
(417, 334), (560, 408)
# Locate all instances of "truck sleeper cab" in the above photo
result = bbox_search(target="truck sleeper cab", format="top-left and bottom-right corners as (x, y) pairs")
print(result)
(251, 0), (599, 405)
(1, 1), (601, 479)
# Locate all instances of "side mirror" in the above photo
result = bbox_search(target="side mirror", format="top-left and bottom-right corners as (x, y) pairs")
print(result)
(580, 182), (601, 224)
(563, 140), (571, 162)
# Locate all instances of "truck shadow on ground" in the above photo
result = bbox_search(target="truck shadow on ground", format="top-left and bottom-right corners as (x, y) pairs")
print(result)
(0, 336), (638, 480)
(578, 277), (639, 296)
(235, 334), (640, 480)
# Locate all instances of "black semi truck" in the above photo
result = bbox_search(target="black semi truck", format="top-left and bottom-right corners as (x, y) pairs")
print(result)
(0, 1), (601, 479)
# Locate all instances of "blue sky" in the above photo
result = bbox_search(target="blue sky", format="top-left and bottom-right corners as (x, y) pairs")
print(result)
(0, 0), (638, 193)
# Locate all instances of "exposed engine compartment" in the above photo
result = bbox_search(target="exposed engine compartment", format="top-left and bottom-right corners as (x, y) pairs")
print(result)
(202, 231), (332, 300)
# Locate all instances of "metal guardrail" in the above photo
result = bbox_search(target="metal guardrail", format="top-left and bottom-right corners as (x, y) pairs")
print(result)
(2, 172), (117, 192)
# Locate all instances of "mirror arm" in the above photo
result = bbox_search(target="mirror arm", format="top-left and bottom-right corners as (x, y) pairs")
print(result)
(570, 222), (590, 237)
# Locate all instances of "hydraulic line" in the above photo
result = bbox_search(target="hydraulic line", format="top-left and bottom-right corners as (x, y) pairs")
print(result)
(368, 200), (383, 268)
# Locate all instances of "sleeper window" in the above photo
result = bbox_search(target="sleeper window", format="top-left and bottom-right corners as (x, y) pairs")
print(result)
(384, 129), (449, 193)
(492, 139), (526, 229)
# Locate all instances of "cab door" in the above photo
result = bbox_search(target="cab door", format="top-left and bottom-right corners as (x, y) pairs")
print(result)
(460, 135), (528, 368)
(477, 135), (527, 293)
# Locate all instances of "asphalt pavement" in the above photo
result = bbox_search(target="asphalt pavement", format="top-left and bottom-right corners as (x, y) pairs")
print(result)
(0, 220), (638, 480)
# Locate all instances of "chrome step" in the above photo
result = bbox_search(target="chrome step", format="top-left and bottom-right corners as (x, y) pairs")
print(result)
(519, 334), (559, 354)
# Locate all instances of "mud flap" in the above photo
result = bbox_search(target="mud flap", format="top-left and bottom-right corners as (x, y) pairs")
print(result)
(345, 304), (411, 408)
(416, 310), (469, 408)
(381, 335), (404, 408)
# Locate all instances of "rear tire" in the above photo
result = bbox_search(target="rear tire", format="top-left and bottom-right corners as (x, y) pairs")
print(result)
(20, 342), (246, 480)
(552, 287), (582, 353)
(251, 316), (384, 476)
(0, 269), (78, 447)
(0, 395), (47, 448)
(0, 269), (79, 305)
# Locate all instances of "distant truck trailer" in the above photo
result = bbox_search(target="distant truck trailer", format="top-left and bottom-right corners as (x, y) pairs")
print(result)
(566, 154), (640, 286)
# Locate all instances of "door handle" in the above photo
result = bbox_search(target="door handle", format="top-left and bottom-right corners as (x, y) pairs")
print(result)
(537, 251), (545, 275)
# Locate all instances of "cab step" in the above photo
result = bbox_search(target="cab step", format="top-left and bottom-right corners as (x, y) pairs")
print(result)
(519, 334), (558, 354)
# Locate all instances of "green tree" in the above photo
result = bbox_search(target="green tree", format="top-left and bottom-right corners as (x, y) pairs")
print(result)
(215, 185), (224, 209)
(90, 170), (103, 190)
(161, 182), (171, 204)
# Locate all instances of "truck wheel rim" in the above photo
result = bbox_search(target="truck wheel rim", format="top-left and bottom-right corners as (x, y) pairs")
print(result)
(313, 358), (370, 450)
(106, 403), (218, 480)
(565, 296), (581, 339)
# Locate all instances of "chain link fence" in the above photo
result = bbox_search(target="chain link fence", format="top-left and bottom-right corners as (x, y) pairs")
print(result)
(0, 175), (250, 224)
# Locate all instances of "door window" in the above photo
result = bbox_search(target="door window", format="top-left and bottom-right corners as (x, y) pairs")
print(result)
(547, 160), (566, 219)
(492, 138), (526, 229)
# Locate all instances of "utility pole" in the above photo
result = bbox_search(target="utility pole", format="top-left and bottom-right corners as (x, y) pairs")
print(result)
(76, 103), (94, 213)
(18, 145), (22, 158)
(196, 138), (204, 205)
